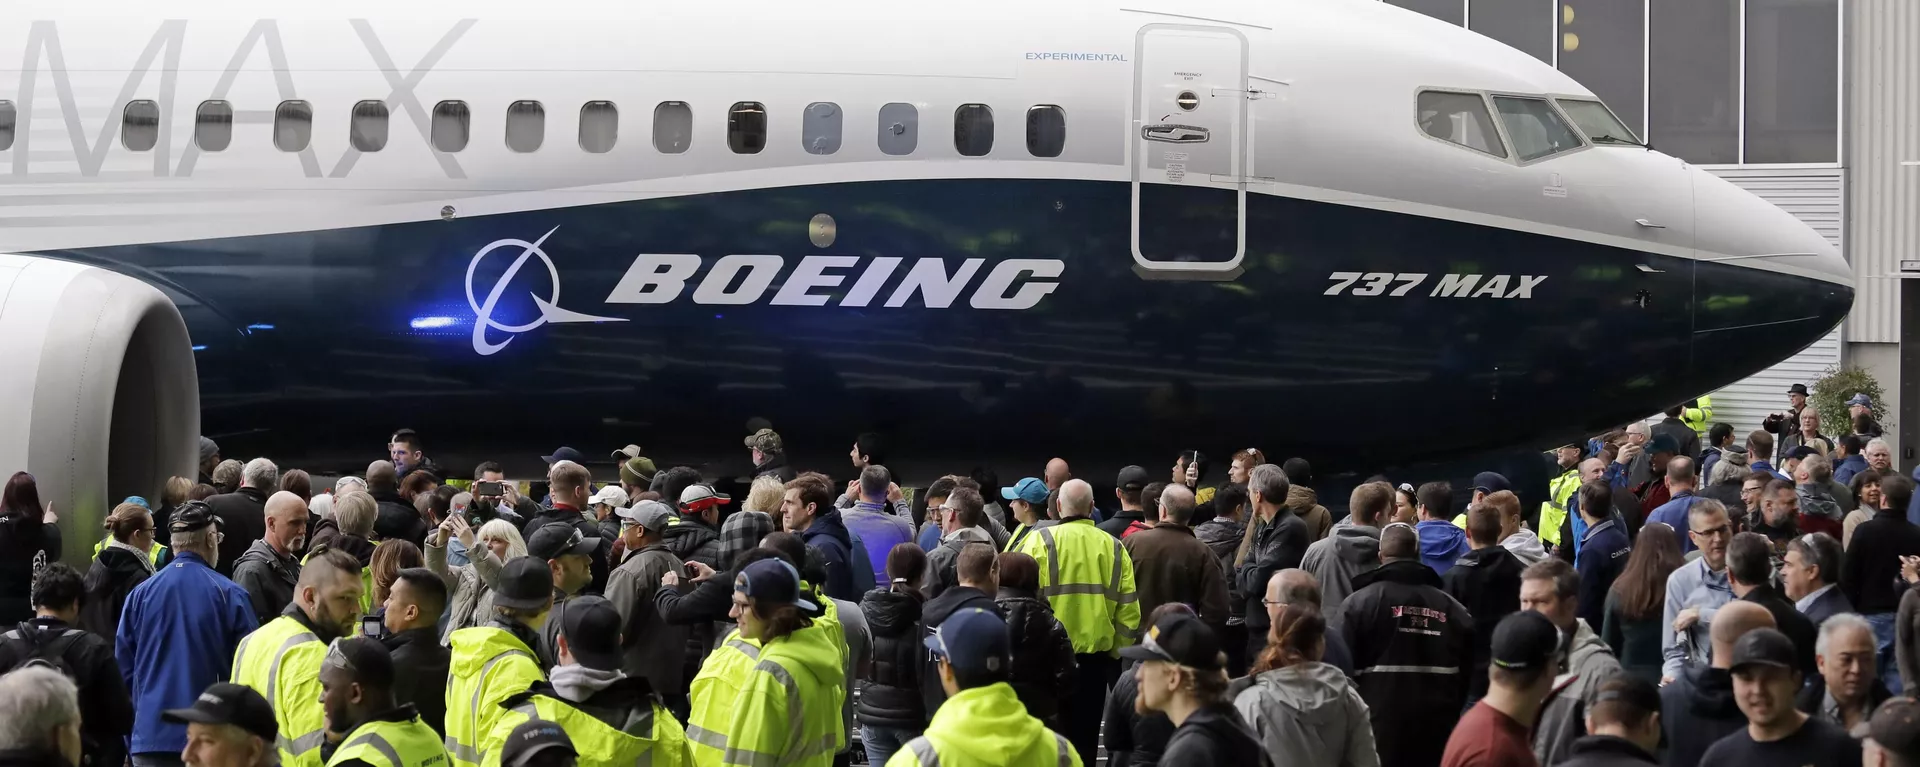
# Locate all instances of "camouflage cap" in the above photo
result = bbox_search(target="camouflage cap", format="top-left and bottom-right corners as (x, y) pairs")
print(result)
(745, 428), (783, 453)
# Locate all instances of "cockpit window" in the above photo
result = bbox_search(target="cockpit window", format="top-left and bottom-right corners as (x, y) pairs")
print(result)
(1492, 96), (1584, 161)
(1554, 99), (1645, 147)
(1416, 91), (1506, 159)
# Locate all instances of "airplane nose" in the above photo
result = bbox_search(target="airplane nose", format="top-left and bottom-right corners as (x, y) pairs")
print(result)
(1689, 168), (1853, 375)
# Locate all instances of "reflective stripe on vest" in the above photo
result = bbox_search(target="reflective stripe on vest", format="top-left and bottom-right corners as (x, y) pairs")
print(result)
(1034, 524), (1137, 650)
(1356, 664), (1461, 675)
(328, 717), (449, 767)
(234, 620), (323, 766)
(444, 649), (533, 766)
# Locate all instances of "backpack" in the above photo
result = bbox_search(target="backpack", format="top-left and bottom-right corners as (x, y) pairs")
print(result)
(2, 622), (84, 681)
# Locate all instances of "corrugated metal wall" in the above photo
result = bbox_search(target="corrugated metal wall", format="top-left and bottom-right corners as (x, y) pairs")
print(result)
(1845, 0), (1916, 344)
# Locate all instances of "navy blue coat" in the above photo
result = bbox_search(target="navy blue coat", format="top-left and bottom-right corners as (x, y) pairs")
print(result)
(802, 509), (859, 602)
(1575, 518), (1632, 631)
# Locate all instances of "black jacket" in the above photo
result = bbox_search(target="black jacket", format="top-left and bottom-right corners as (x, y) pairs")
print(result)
(660, 514), (723, 569)
(204, 486), (268, 578)
(80, 545), (151, 643)
(1441, 545), (1524, 704)
(1558, 735), (1659, 767)
(1802, 587), (1854, 630)
(370, 489), (429, 548)
(0, 514), (59, 623)
(524, 506), (611, 594)
(919, 585), (998, 719)
(1659, 665), (1746, 767)
(1237, 509), (1309, 633)
(1339, 559), (1473, 767)
(1158, 705), (1273, 767)
(1842, 509), (1920, 614)
(230, 539), (301, 625)
(381, 627), (450, 735)
(1097, 510), (1147, 540)
(1101, 668), (1172, 767)
(800, 509), (858, 602)
(1654, 416), (1703, 464)
(753, 454), (797, 483)
(0, 617), (132, 767)
(1796, 673), (1891, 723)
(856, 587), (926, 729)
(995, 588), (1077, 726)
(0, 748), (71, 767)
(1740, 583), (1818, 675)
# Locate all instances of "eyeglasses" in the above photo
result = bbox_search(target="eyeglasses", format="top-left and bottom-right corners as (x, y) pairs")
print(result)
(1689, 524), (1732, 539)
(1261, 598), (1288, 607)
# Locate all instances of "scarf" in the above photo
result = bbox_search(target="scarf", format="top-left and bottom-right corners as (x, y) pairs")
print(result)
(107, 539), (154, 574)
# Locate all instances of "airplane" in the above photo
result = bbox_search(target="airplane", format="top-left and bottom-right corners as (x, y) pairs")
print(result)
(0, 0), (1851, 551)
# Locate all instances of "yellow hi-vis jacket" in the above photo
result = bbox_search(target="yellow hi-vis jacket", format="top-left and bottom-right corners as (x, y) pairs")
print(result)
(92, 537), (169, 566)
(687, 632), (763, 766)
(1538, 468), (1581, 547)
(1683, 395), (1714, 438)
(687, 596), (848, 767)
(886, 682), (1080, 767)
(480, 685), (690, 767)
(231, 615), (328, 767)
(1016, 518), (1140, 654)
(445, 626), (547, 767)
(326, 709), (449, 767)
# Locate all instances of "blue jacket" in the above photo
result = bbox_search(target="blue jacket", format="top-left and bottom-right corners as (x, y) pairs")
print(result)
(1753, 460), (1790, 482)
(1575, 519), (1631, 630)
(115, 551), (257, 755)
(802, 508), (859, 602)
(1415, 519), (1471, 576)
(1644, 492), (1707, 553)
(1834, 454), (1869, 486)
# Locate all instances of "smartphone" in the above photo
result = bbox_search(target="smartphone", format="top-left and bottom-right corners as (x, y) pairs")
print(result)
(475, 480), (504, 497)
(685, 563), (701, 577)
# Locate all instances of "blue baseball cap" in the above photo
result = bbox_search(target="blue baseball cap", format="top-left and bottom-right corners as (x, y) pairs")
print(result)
(1001, 477), (1048, 505)
(924, 607), (1010, 676)
(122, 496), (150, 509)
(735, 559), (818, 612)
(1848, 393), (1873, 408)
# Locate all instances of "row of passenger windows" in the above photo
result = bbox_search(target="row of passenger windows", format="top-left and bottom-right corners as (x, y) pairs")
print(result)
(0, 99), (1069, 158)
(1416, 89), (1637, 163)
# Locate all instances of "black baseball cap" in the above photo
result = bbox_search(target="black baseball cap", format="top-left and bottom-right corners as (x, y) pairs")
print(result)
(923, 607), (1010, 676)
(1729, 627), (1797, 674)
(491, 557), (554, 611)
(528, 522), (599, 562)
(1491, 611), (1561, 671)
(735, 559), (818, 612)
(1870, 698), (1920, 763)
(322, 637), (396, 688)
(1116, 465), (1152, 493)
(559, 595), (623, 671)
(1119, 612), (1224, 670)
(541, 446), (585, 465)
(1786, 445), (1819, 460)
(500, 719), (577, 767)
(1471, 471), (1511, 494)
(168, 500), (219, 534)
(163, 682), (277, 742)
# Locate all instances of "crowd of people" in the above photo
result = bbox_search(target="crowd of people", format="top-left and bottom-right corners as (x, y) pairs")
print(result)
(0, 387), (1915, 766)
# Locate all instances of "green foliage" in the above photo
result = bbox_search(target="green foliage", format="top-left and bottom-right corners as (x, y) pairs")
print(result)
(1810, 365), (1886, 435)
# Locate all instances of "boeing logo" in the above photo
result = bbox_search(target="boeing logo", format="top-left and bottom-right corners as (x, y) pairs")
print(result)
(465, 228), (1067, 356)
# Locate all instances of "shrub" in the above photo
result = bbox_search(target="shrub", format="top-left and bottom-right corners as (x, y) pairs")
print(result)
(1810, 365), (1887, 435)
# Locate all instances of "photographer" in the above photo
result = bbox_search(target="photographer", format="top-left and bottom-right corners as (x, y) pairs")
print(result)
(423, 509), (527, 641)
(1763, 384), (1813, 453)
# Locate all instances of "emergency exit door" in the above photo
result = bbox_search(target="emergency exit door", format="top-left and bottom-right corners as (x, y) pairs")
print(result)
(1131, 23), (1250, 275)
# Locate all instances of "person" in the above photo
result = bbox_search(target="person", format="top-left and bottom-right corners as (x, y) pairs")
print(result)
(1343, 522), (1474, 767)
(166, 682), (277, 767)
(1444, 499), (1526, 704)
(0, 666), (82, 766)
(886, 607), (1079, 767)
(721, 477), (780, 571)
(1441, 611), (1562, 767)
(318, 637), (448, 767)
(388, 429), (446, 485)
(1234, 601), (1378, 767)
(445, 557), (552, 767)
(1863, 698), (1920, 767)
(376, 568), (448, 736)
(919, 543), (1000, 714)
(1521, 559), (1624, 765)
(232, 490), (309, 625)
(1699, 627), (1863, 767)
(1728, 531), (1819, 675)
(1099, 466), (1154, 538)
(995, 552), (1077, 727)
(1787, 533), (1853, 628)
(1766, 384), (1813, 451)
(526, 521), (599, 673)
(365, 462), (426, 549)
(1302, 481), (1387, 623)
(82, 502), (160, 642)
(205, 459), (275, 578)
(1663, 500), (1736, 682)
(845, 466), (918, 586)
(0, 562), (131, 767)
(1102, 604), (1188, 767)
(362, 541), (424, 637)
(1555, 676), (1664, 767)
(1280, 458), (1334, 542)
(529, 461), (611, 596)
(690, 559), (843, 767)
(1540, 446), (1583, 552)
(602, 501), (689, 713)
(860, 544), (929, 765)
(1645, 458), (1704, 552)
(1124, 485), (1231, 631)
(1633, 436), (1684, 521)
(1849, 475), (1920, 693)
(426, 515), (522, 640)
(1784, 409), (1838, 461)
(1802, 454), (1854, 539)
(780, 472), (858, 601)
(1194, 482), (1251, 668)
(1798, 614), (1890, 738)
(323, 493), (380, 604)
(1259, 569), (1354, 673)
(1603, 523), (1683, 683)
(1661, 601), (1776, 767)
(1705, 423), (1737, 479)
(926, 488), (998, 598)
(0, 474), (62, 623)
(1847, 472), (1886, 548)
(1654, 404), (1704, 464)
(1236, 465), (1307, 660)
(1015, 478), (1139, 766)
(1575, 480), (1633, 630)
(1117, 612), (1266, 766)
(230, 547), (365, 767)
(119, 503), (259, 767)
(743, 427), (795, 482)
(1000, 478), (1049, 553)
(1837, 436), (1872, 487)
(1413, 480), (1470, 575)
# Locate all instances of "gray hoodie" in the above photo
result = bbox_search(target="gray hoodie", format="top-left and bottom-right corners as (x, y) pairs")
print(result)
(1299, 523), (1380, 624)
(1232, 661), (1379, 767)
(1533, 619), (1623, 765)
(926, 526), (996, 597)
(1501, 527), (1549, 565)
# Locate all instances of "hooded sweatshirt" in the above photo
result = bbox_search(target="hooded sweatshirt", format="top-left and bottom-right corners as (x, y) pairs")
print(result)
(890, 682), (1076, 767)
(1499, 526), (1548, 565)
(1534, 620), (1624, 765)
(1415, 519), (1471, 575)
(802, 509), (859, 602)
(1233, 661), (1379, 767)
(1797, 483), (1846, 540)
(1300, 523), (1381, 623)
(1159, 704), (1270, 767)
(725, 623), (846, 767)
(1286, 486), (1333, 541)
(1658, 665), (1745, 767)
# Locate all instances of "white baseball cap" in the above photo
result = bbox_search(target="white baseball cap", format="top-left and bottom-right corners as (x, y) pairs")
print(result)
(589, 485), (629, 508)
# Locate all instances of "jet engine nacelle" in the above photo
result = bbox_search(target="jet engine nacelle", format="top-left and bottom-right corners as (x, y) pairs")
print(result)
(0, 255), (197, 564)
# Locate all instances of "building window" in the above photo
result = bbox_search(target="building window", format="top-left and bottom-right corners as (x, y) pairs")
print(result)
(195, 100), (233, 152)
(878, 102), (918, 156)
(580, 101), (618, 153)
(954, 104), (993, 157)
(274, 100), (313, 152)
(507, 101), (545, 153)
(1471, 0), (1552, 63)
(351, 100), (389, 152)
(1416, 91), (1507, 158)
(1492, 96), (1584, 161)
(0, 100), (13, 151)
(801, 102), (841, 156)
(1649, 0), (1739, 164)
(1026, 105), (1066, 158)
(123, 100), (160, 152)
(728, 102), (767, 154)
(1744, 0), (1838, 163)
(1388, 0), (1462, 26)
(432, 101), (470, 153)
(1557, 0), (1645, 138)
(654, 102), (692, 154)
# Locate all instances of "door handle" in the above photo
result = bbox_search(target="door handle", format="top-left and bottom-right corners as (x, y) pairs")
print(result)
(1635, 218), (1666, 229)
(1142, 124), (1209, 143)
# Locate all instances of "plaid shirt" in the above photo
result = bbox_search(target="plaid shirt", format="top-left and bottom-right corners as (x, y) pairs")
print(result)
(719, 510), (775, 571)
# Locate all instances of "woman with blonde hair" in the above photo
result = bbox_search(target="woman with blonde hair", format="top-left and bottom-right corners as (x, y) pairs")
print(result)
(1234, 602), (1377, 766)
(155, 475), (192, 535)
(81, 502), (160, 641)
(718, 476), (783, 569)
(425, 512), (524, 641)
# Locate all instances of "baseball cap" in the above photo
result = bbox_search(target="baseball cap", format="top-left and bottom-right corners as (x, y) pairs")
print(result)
(735, 559), (817, 612)
(168, 501), (219, 534)
(1729, 627), (1798, 674)
(1789, 383), (1810, 396)
(558, 595), (623, 671)
(500, 719), (577, 767)
(1647, 433), (1681, 456)
(163, 683), (277, 742)
(924, 607), (1011, 676)
(1849, 393), (1874, 408)
(679, 483), (731, 511)
(616, 500), (675, 533)
(322, 636), (396, 689)
(1725, 442), (1749, 455)
(1471, 471), (1511, 495)
(198, 436), (220, 462)
(541, 446), (585, 465)
(528, 523), (600, 562)
(1119, 612), (1225, 670)
(745, 428), (783, 453)
(1491, 611), (1562, 671)
(1786, 445), (1819, 460)
(1002, 477), (1048, 505)
(122, 496), (151, 510)
(612, 444), (644, 462)
(491, 556), (556, 611)
(1116, 466), (1152, 493)
(620, 456), (658, 487)
(1869, 698), (1920, 763)
(589, 485), (629, 509)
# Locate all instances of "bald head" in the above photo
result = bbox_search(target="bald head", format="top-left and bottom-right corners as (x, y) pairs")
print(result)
(366, 460), (399, 493)
(1666, 456), (1694, 488)
(1058, 479), (1093, 519)
(264, 491), (310, 555)
(1267, 569), (1321, 608)
(1380, 524), (1417, 561)
(1045, 458), (1070, 489)
(1159, 484), (1196, 525)
(1709, 601), (1776, 667)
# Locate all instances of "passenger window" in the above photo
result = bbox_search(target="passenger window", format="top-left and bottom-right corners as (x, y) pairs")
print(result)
(1415, 91), (1506, 158)
(653, 101), (692, 154)
(274, 100), (313, 152)
(123, 100), (160, 152)
(579, 101), (618, 153)
(877, 103), (918, 156)
(351, 100), (389, 152)
(507, 101), (545, 153)
(801, 102), (841, 155)
(954, 104), (993, 157)
(195, 100), (233, 152)
(0, 100), (13, 151)
(432, 101), (470, 152)
(1492, 96), (1584, 161)
(728, 102), (767, 154)
(1553, 99), (1643, 146)
(1026, 105), (1065, 158)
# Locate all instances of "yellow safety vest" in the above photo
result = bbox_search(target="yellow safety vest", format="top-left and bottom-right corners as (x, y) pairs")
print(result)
(481, 691), (689, 767)
(327, 713), (449, 767)
(445, 627), (547, 767)
(231, 616), (328, 767)
(92, 537), (169, 565)
(687, 632), (764, 767)
(1683, 395), (1714, 438)
(1538, 468), (1580, 547)
(1016, 518), (1140, 654)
